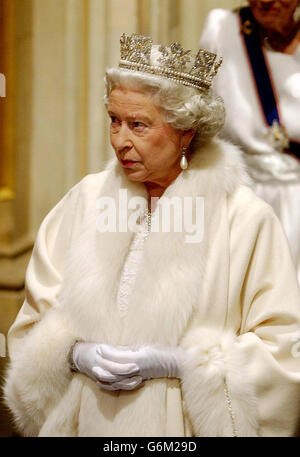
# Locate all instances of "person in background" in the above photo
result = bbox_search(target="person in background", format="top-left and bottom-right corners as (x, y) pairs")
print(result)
(199, 0), (300, 282)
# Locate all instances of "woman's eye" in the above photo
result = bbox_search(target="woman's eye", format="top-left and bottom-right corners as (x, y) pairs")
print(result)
(110, 117), (121, 131)
(110, 116), (119, 124)
(132, 121), (146, 130)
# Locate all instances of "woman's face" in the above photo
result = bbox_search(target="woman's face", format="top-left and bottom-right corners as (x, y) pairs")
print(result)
(108, 87), (192, 185)
(249, 0), (299, 31)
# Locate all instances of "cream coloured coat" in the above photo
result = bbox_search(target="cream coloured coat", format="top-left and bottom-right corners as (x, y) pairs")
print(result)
(4, 139), (300, 437)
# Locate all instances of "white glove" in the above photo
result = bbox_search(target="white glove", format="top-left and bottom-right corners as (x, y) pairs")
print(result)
(96, 344), (184, 391)
(98, 376), (145, 391)
(71, 342), (140, 384)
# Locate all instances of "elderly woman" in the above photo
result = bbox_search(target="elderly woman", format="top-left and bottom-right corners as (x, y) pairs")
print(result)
(199, 0), (300, 282)
(4, 34), (300, 437)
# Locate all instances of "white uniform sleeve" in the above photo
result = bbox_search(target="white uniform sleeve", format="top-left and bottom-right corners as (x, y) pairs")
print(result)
(199, 9), (228, 52)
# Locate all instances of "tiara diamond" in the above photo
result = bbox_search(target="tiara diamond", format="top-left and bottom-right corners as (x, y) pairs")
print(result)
(119, 33), (222, 91)
(120, 34), (152, 64)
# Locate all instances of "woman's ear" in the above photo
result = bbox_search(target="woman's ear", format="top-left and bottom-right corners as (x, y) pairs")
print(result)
(182, 129), (196, 149)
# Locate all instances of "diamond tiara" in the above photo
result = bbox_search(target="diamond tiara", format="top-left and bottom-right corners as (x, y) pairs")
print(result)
(118, 33), (223, 91)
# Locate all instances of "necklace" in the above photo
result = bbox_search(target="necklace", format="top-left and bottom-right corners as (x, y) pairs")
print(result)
(137, 208), (152, 237)
(145, 209), (151, 234)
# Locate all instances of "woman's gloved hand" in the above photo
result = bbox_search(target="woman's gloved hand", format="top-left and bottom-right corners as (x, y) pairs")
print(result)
(71, 342), (140, 384)
(96, 344), (184, 391)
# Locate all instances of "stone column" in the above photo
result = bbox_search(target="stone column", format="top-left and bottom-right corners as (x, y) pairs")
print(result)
(0, 0), (33, 437)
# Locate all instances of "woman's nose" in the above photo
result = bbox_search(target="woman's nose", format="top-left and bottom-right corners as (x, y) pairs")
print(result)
(113, 123), (133, 152)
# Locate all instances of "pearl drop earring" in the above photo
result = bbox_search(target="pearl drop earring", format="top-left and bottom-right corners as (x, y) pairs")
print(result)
(293, 4), (300, 23)
(180, 146), (188, 170)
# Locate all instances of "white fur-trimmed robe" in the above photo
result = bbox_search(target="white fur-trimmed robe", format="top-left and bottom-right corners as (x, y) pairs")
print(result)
(4, 139), (300, 437)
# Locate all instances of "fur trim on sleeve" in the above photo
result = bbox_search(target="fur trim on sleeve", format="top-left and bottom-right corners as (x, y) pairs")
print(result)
(3, 309), (77, 436)
(180, 327), (259, 437)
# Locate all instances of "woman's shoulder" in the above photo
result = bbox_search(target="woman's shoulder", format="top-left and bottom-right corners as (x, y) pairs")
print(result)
(61, 168), (112, 208)
(228, 184), (280, 229)
(40, 169), (112, 228)
(71, 169), (111, 194)
(193, 138), (251, 193)
(34, 169), (112, 239)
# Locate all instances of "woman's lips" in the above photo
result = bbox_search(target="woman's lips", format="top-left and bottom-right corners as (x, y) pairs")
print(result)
(121, 159), (138, 168)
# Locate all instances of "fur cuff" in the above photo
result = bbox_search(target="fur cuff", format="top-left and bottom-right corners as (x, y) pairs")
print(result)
(180, 327), (259, 437)
(3, 309), (76, 436)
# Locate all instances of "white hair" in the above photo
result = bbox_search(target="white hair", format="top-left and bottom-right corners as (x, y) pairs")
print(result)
(104, 67), (225, 151)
